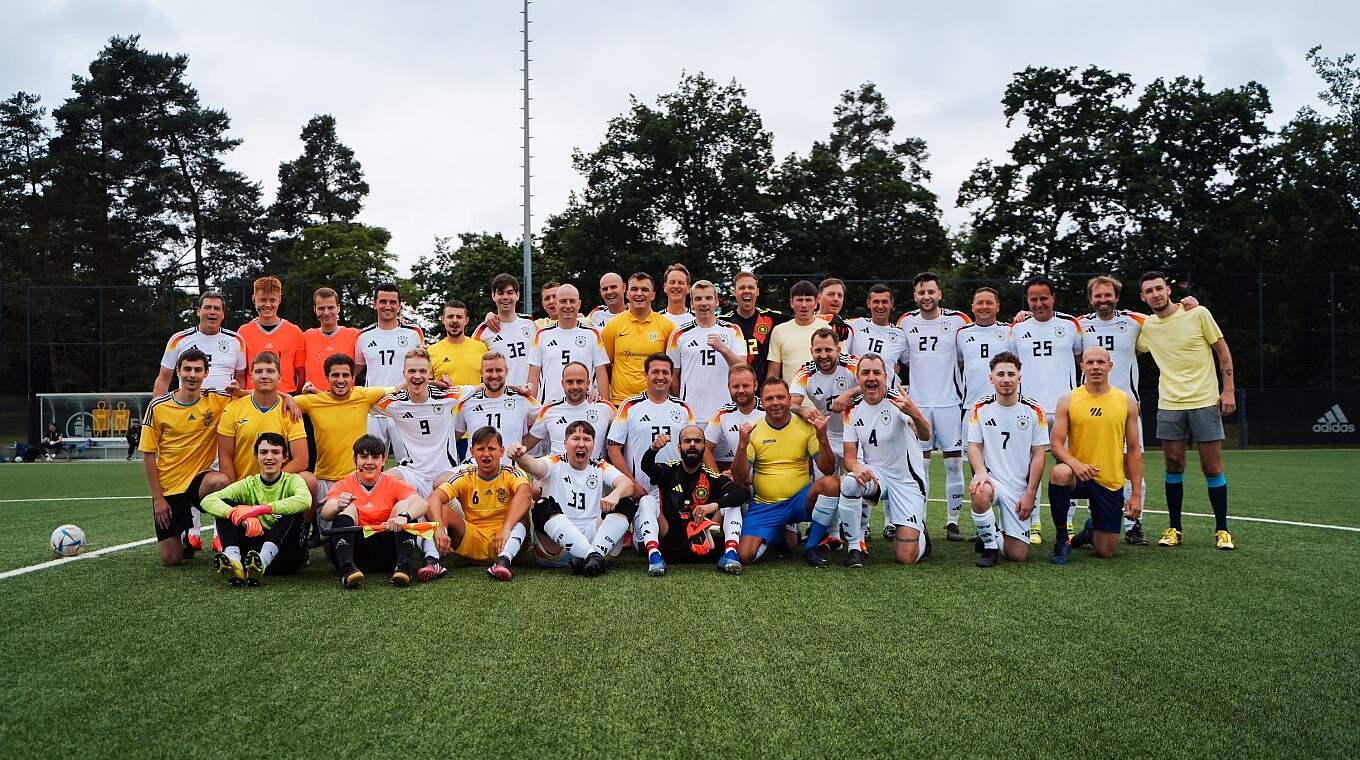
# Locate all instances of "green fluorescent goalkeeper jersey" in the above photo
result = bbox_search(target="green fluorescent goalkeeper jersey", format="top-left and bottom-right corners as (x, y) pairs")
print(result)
(199, 472), (311, 527)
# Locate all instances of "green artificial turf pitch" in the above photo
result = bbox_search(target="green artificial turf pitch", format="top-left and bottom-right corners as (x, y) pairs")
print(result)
(1, 450), (1358, 759)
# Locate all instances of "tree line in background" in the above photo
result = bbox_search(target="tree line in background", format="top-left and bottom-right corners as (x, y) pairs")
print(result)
(1, 35), (1357, 396)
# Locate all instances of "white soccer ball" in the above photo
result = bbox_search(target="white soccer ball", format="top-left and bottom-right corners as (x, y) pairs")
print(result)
(51, 524), (86, 557)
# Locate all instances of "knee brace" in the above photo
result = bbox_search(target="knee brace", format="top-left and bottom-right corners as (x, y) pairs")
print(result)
(531, 496), (563, 532)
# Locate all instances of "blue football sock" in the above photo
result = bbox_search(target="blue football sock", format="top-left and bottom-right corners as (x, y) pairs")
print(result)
(805, 521), (829, 550)
(1165, 472), (1185, 530)
(1206, 474), (1228, 531)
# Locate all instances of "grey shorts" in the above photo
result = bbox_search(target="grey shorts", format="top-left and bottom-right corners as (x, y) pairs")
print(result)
(1156, 406), (1224, 442)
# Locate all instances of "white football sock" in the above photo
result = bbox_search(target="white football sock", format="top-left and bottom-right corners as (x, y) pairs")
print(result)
(812, 494), (838, 527)
(259, 541), (279, 568)
(720, 506), (742, 551)
(860, 499), (872, 545)
(224, 545), (241, 563)
(1067, 504), (1078, 528)
(543, 514), (593, 560)
(499, 523), (527, 561)
(970, 508), (999, 550)
(191, 507), (203, 534)
(421, 536), (440, 561)
(838, 476), (865, 551)
(634, 493), (661, 553)
(592, 513), (630, 556)
(944, 457), (965, 525)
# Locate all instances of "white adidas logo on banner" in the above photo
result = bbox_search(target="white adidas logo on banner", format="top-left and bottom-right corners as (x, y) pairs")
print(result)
(1313, 404), (1356, 433)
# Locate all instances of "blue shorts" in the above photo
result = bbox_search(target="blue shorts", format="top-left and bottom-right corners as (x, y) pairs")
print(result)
(741, 483), (813, 544)
(1072, 481), (1124, 533)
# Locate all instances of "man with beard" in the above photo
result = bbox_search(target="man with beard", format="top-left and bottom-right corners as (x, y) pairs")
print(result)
(704, 364), (765, 472)
(508, 422), (638, 576)
(791, 328), (858, 477)
(641, 425), (748, 574)
(428, 300), (488, 388)
(525, 361), (615, 460)
(453, 352), (537, 466)
(838, 354), (934, 567)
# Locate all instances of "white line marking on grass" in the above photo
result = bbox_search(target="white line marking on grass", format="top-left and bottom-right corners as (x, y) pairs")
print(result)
(0, 527), (218, 580)
(0, 495), (144, 504)
(923, 498), (1359, 532)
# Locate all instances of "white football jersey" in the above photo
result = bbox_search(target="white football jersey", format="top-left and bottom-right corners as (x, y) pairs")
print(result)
(607, 394), (696, 494)
(842, 390), (928, 492)
(529, 324), (610, 405)
(159, 327), (247, 391)
(472, 315), (536, 387)
(846, 318), (907, 376)
(590, 306), (624, 332)
(375, 386), (465, 484)
(356, 322), (426, 388)
(667, 320), (747, 422)
(1080, 310), (1145, 400)
(956, 322), (1014, 407)
(704, 403), (765, 464)
(791, 355), (858, 450)
(661, 310), (694, 329)
(540, 456), (627, 533)
(966, 395), (1050, 501)
(529, 399), (615, 460)
(1008, 313), (1082, 414)
(453, 389), (538, 464)
(898, 309), (971, 407)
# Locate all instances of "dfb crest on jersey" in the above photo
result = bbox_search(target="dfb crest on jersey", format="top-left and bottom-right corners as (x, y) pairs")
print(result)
(218, 339), (232, 353)
(1117, 321), (1129, 333)
(397, 335), (409, 347)
(574, 334), (588, 348)
(586, 409), (600, 424)
(434, 405), (443, 414)
(1017, 414), (1031, 430)
(888, 332), (900, 343)
(1054, 326), (1067, 338)
(880, 410), (893, 426)
(834, 376), (849, 391)
(585, 473), (599, 490)
(670, 409), (683, 423)
(942, 323), (952, 333)
(505, 398), (516, 410)
(994, 328), (1007, 341)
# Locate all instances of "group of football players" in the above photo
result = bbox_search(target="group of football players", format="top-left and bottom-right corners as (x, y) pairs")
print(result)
(139, 264), (1238, 587)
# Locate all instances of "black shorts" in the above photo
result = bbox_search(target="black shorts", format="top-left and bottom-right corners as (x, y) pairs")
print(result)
(1071, 481), (1124, 533)
(328, 532), (400, 573)
(214, 513), (308, 575)
(155, 470), (213, 542)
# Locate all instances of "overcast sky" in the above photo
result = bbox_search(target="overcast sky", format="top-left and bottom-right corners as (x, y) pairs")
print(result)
(3, 1), (1356, 273)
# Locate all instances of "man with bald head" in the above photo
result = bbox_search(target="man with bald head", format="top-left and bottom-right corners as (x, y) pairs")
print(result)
(590, 273), (628, 330)
(640, 424), (748, 573)
(528, 284), (611, 405)
(1047, 345), (1144, 564)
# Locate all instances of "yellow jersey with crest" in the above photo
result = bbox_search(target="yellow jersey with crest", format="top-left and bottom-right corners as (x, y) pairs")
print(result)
(140, 390), (233, 494)
(437, 463), (529, 528)
(1065, 385), (1129, 491)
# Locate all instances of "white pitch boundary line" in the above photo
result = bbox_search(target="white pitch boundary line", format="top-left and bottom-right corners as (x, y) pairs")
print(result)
(0, 495), (144, 504)
(0, 525), (217, 581)
(923, 498), (1360, 532)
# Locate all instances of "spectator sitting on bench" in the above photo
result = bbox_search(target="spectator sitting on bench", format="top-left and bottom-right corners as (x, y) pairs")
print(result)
(43, 424), (64, 462)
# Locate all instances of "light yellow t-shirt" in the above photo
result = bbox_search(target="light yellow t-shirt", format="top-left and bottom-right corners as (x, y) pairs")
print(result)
(428, 337), (488, 386)
(293, 386), (389, 480)
(767, 318), (830, 383)
(217, 394), (307, 478)
(1135, 305), (1225, 410)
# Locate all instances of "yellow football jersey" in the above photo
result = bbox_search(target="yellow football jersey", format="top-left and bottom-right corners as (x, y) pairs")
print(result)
(217, 395), (308, 478)
(140, 390), (232, 495)
(744, 415), (819, 504)
(437, 463), (529, 528)
(1066, 386), (1130, 491)
(293, 386), (389, 480)
(427, 337), (488, 386)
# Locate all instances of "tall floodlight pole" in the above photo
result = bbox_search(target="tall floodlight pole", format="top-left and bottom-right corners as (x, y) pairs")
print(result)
(521, 0), (533, 315)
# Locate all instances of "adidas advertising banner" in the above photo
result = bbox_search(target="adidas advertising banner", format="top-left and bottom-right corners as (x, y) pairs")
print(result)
(1249, 391), (1360, 446)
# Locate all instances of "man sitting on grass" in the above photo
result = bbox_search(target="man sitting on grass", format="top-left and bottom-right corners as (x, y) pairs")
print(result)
(319, 435), (430, 588)
(427, 426), (533, 581)
(200, 432), (312, 586)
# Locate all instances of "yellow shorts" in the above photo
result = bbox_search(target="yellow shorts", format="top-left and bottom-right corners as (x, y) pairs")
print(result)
(455, 521), (501, 563)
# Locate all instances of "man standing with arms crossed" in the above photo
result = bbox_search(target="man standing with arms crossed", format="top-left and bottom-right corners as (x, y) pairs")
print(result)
(1136, 272), (1236, 550)
(1048, 346), (1144, 564)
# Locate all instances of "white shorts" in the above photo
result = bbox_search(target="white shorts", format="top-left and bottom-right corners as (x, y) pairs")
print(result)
(992, 485), (1033, 542)
(919, 406), (963, 453)
(366, 414), (393, 446)
(867, 477), (927, 531)
(389, 465), (435, 499)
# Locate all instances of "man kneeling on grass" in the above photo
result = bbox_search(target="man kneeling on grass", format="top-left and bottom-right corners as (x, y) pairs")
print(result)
(200, 432), (311, 586)
(319, 435), (430, 588)
(426, 426), (533, 581)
